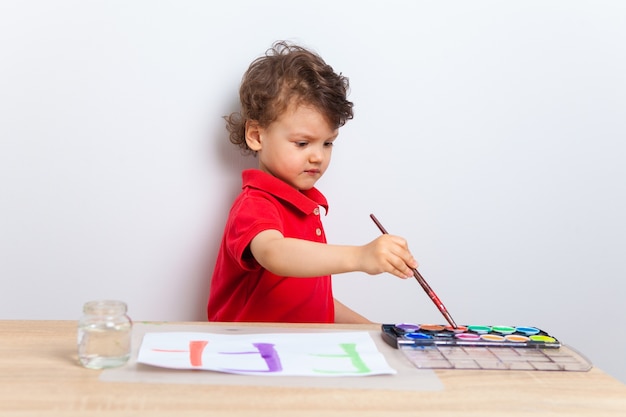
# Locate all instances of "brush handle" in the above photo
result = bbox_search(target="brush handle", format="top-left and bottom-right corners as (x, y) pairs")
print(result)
(369, 213), (458, 328)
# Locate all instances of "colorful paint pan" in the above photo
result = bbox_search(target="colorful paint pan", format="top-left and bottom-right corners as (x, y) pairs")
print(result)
(504, 334), (529, 343)
(404, 332), (432, 340)
(445, 325), (468, 333)
(515, 327), (540, 336)
(394, 323), (420, 333)
(530, 335), (556, 343)
(419, 324), (446, 332)
(492, 326), (516, 335)
(467, 325), (491, 334)
(481, 334), (505, 342)
(505, 334), (530, 342)
(455, 332), (481, 341)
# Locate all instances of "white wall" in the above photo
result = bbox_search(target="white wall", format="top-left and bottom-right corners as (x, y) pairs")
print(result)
(1, 1), (625, 383)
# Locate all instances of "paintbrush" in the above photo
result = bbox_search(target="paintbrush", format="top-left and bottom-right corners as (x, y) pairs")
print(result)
(370, 213), (458, 329)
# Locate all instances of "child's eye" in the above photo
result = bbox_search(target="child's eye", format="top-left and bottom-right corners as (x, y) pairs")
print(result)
(324, 141), (334, 147)
(295, 141), (308, 147)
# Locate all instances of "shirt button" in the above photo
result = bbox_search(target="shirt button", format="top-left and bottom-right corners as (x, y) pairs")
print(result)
(315, 228), (322, 236)
(313, 207), (320, 216)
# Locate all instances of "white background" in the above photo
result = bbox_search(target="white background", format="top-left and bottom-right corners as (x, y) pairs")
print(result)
(1, 1), (625, 383)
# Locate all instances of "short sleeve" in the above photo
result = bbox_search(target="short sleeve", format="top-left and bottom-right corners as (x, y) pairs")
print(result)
(225, 192), (284, 270)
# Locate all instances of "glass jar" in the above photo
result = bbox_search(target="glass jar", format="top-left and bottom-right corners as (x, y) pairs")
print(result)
(77, 300), (132, 369)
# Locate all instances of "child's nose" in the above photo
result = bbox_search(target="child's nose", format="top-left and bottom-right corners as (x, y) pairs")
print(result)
(309, 146), (324, 162)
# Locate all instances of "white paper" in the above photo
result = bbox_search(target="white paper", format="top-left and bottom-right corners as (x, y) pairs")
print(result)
(137, 331), (397, 377)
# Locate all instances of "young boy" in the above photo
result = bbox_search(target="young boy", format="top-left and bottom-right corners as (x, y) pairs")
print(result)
(207, 41), (418, 324)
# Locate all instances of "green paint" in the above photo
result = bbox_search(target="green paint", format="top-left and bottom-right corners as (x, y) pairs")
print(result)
(312, 343), (371, 374)
(492, 326), (516, 334)
(530, 335), (556, 343)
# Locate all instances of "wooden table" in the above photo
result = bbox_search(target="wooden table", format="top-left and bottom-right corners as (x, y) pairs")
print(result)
(1, 320), (625, 416)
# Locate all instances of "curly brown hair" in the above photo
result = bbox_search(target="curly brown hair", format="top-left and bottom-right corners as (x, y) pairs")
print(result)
(225, 41), (354, 154)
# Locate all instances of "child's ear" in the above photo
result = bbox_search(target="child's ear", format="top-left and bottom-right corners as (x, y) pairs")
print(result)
(245, 120), (263, 152)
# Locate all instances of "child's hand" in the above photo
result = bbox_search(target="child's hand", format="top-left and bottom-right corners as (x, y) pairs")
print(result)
(359, 235), (418, 279)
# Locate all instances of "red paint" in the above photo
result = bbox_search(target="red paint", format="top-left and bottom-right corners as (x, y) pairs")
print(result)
(189, 340), (209, 366)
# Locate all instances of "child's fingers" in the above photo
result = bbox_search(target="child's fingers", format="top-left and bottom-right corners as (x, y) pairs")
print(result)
(364, 235), (419, 278)
(385, 254), (415, 279)
(387, 236), (418, 277)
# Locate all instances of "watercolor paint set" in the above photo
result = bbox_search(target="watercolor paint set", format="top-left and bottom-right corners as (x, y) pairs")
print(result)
(382, 323), (561, 348)
(381, 323), (592, 371)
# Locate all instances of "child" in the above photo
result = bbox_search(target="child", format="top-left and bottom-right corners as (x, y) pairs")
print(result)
(207, 41), (418, 323)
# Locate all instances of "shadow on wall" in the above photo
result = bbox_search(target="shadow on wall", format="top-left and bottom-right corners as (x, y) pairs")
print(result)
(191, 98), (258, 321)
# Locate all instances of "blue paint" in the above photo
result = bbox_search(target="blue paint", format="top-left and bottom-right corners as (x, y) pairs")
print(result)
(404, 332), (432, 340)
(515, 327), (540, 336)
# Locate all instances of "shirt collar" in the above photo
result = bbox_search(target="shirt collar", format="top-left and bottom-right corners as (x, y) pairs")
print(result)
(241, 169), (329, 215)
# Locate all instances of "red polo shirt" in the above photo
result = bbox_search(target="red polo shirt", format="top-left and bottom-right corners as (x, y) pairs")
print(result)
(207, 169), (334, 323)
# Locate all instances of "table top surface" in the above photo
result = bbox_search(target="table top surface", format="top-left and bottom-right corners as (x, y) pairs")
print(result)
(1, 320), (625, 417)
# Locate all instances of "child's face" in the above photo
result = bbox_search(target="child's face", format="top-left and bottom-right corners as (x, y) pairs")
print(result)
(247, 103), (338, 190)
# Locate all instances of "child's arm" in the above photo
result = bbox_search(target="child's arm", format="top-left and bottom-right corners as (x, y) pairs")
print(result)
(249, 229), (418, 279)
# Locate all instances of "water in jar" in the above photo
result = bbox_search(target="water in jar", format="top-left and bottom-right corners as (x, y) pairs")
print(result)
(77, 300), (132, 369)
